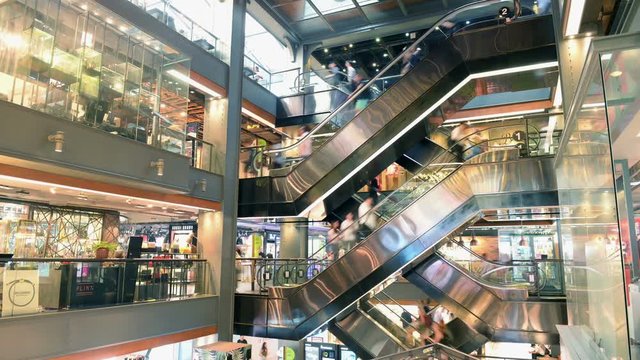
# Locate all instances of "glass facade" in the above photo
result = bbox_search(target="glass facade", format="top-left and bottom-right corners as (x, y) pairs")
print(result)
(556, 33), (640, 359)
(0, 0), (191, 154)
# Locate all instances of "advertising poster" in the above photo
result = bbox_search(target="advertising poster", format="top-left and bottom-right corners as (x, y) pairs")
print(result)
(2, 269), (39, 316)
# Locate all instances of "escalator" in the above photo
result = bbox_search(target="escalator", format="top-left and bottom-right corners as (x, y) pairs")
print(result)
(234, 143), (559, 340)
(330, 289), (488, 359)
(238, 1), (557, 217)
(329, 241), (566, 359)
(405, 252), (566, 344)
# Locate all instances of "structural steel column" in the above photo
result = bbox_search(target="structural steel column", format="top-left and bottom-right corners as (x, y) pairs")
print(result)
(218, 0), (247, 341)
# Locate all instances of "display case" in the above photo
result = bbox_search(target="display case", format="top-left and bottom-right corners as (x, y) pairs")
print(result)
(21, 26), (54, 72)
(71, 73), (99, 99)
(100, 66), (125, 95)
(75, 46), (102, 75)
(50, 48), (80, 83)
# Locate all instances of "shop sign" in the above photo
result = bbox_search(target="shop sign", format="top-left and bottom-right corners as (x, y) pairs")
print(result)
(76, 282), (96, 296)
(2, 269), (39, 317)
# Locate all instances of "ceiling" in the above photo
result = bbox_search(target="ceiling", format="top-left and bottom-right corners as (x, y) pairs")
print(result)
(0, 176), (204, 223)
(255, 0), (472, 46)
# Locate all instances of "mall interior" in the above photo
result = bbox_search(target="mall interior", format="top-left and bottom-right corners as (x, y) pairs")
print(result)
(0, 0), (638, 359)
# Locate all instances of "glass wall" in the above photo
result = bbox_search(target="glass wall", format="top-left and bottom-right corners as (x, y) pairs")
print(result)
(0, 0), (190, 154)
(555, 33), (640, 359)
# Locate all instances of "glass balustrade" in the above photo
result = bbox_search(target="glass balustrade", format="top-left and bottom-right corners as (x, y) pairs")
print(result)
(0, 258), (212, 318)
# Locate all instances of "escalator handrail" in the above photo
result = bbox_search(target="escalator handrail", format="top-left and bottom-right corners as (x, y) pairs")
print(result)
(304, 122), (539, 265)
(263, 0), (511, 155)
(438, 240), (559, 291)
(304, 125), (501, 262)
(434, 254), (534, 297)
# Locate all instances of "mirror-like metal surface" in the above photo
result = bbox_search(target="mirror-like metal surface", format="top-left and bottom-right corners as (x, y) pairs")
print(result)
(406, 255), (566, 344)
(238, 15), (556, 217)
(234, 156), (559, 339)
(330, 308), (407, 359)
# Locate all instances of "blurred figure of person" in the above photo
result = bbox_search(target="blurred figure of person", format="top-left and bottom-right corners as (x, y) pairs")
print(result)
(400, 46), (420, 75)
(506, 0), (522, 23)
(401, 309), (416, 345)
(260, 342), (268, 360)
(297, 125), (312, 158)
(416, 300), (444, 344)
(252, 66), (264, 82)
(327, 220), (341, 261)
(358, 196), (378, 240)
(350, 74), (373, 112)
(368, 177), (380, 202)
(326, 62), (348, 113)
(340, 212), (358, 252)
(450, 123), (486, 160)
(345, 60), (357, 84)
(270, 142), (286, 169)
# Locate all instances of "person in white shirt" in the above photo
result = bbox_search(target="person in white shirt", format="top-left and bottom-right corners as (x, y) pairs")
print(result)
(357, 197), (378, 240)
(340, 212), (357, 252)
(345, 60), (357, 84)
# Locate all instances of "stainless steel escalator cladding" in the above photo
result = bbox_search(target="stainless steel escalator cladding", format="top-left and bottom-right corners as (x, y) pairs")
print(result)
(237, 14), (557, 217)
(406, 254), (567, 344)
(234, 155), (559, 339)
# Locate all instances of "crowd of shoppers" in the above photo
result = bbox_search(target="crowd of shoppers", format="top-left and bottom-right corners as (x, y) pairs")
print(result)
(323, 193), (379, 260)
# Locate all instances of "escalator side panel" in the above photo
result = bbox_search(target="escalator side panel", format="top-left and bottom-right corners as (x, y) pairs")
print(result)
(330, 309), (406, 360)
(444, 318), (489, 354)
(237, 158), (559, 339)
(407, 255), (566, 344)
(321, 127), (449, 213)
(284, 36), (464, 203)
(452, 15), (556, 61)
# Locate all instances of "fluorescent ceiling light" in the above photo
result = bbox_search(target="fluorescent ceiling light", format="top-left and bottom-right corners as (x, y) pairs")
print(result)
(601, 53), (612, 61)
(582, 102), (605, 109)
(0, 175), (216, 212)
(443, 109), (546, 124)
(297, 60), (559, 217)
(565, 0), (586, 37)
(630, 181), (640, 186)
(166, 69), (222, 98)
(241, 107), (275, 129)
(553, 77), (562, 107)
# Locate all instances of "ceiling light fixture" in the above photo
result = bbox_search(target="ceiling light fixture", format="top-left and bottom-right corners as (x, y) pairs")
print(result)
(324, 48), (328, 53)
(50, 188), (56, 194)
(565, 0), (585, 37)
(150, 158), (165, 177)
(48, 131), (65, 152)
(349, 44), (353, 48)
(375, 37), (381, 42)
(197, 179), (207, 192)
(610, 70), (622, 77)
(0, 185), (12, 190)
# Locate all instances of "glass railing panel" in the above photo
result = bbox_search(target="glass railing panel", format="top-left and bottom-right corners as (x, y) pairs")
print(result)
(262, 0), (520, 168)
(235, 258), (329, 293)
(438, 240), (565, 295)
(0, 258), (211, 318)
(127, 0), (229, 64)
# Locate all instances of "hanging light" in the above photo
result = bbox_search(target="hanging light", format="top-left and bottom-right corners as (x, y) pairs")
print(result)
(458, 234), (464, 244)
(470, 230), (478, 247)
(446, 238), (453, 248)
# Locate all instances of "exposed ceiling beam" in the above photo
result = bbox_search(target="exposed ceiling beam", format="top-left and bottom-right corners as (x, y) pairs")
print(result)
(350, 0), (371, 24)
(396, 0), (408, 16)
(306, 13), (445, 47)
(305, 0), (336, 32)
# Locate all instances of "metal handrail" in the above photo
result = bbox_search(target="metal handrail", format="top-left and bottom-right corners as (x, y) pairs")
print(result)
(263, 0), (510, 155)
(301, 122), (541, 266)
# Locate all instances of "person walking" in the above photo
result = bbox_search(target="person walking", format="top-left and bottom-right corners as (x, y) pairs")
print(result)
(357, 196), (378, 240)
(340, 212), (357, 252)
(327, 220), (341, 261)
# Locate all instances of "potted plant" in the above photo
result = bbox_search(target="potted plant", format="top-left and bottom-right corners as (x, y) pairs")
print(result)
(93, 241), (117, 259)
